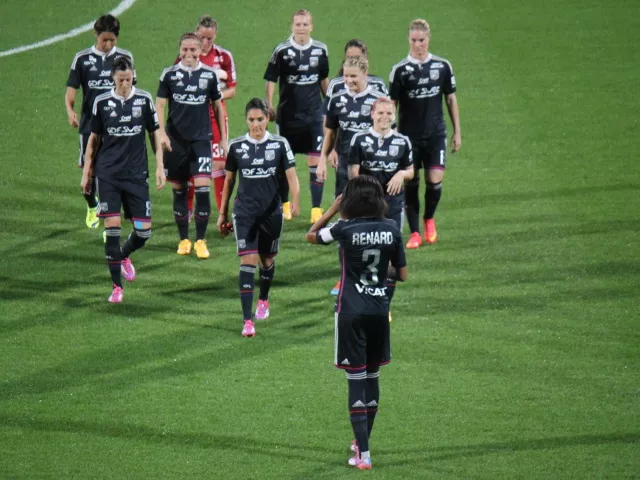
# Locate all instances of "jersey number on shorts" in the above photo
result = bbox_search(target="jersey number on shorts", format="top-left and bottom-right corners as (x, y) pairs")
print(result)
(360, 249), (381, 285)
(198, 157), (212, 173)
(316, 135), (323, 152)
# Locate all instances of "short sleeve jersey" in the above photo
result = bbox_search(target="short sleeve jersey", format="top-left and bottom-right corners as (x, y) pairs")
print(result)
(317, 218), (406, 315)
(157, 62), (222, 141)
(323, 74), (388, 112)
(225, 132), (296, 217)
(325, 86), (386, 163)
(348, 129), (413, 196)
(91, 87), (159, 181)
(389, 54), (456, 140)
(66, 46), (136, 134)
(264, 36), (329, 130)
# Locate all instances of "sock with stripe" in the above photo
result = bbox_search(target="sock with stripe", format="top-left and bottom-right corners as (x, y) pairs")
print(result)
(309, 166), (323, 208)
(104, 227), (122, 288)
(347, 370), (369, 454)
(239, 264), (256, 320)
(194, 185), (211, 240)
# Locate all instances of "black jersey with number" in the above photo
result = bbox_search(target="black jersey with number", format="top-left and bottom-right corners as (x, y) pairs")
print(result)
(264, 36), (329, 130)
(157, 62), (222, 142)
(66, 46), (136, 135)
(325, 86), (386, 166)
(317, 218), (406, 315)
(225, 132), (296, 217)
(389, 54), (456, 141)
(323, 74), (388, 112)
(91, 87), (159, 181)
(348, 129), (413, 194)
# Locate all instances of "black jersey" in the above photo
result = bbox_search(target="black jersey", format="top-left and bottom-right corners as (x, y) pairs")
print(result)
(66, 46), (135, 135)
(325, 86), (386, 164)
(323, 74), (388, 112)
(317, 218), (406, 315)
(225, 132), (296, 217)
(157, 62), (222, 142)
(91, 87), (159, 181)
(348, 129), (413, 195)
(264, 36), (329, 130)
(389, 54), (456, 141)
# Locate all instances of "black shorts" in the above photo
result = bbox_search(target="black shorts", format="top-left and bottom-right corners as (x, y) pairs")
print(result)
(278, 121), (323, 156)
(164, 134), (212, 183)
(96, 177), (151, 222)
(412, 136), (447, 170)
(77, 133), (91, 167)
(232, 210), (284, 257)
(385, 194), (404, 230)
(334, 313), (391, 370)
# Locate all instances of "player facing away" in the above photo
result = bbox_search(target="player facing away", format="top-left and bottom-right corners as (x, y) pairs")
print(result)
(218, 99), (300, 337)
(80, 57), (166, 303)
(65, 14), (135, 230)
(264, 9), (329, 223)
(389, 19), (461, 248)
(306, 176), (407, 470)
(156, 32), (228, 259)
(348, 97), (414, 313)
(184, 15), (237, 218)
(317, 55), (386, 295)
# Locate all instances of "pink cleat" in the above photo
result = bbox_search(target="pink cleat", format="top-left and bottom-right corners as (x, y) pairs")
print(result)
(108, 285), (123, 303)
(255, 300), (270, 320)
(350, 440), (357, 453)
(121, 258), (136, 282)
(354, 457), (372, 470)
(242, 319), (255, 337)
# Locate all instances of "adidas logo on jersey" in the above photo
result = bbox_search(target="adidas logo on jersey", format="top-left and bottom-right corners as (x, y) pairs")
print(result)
(340, 107), (348, 114)
(242, 153), (250, 159)
(110, 111), (117, 117)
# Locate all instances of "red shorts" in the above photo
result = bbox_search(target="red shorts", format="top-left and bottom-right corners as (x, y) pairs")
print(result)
(210, 109), (228, 162)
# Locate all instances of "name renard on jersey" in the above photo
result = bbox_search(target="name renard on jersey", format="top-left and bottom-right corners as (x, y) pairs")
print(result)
(352, 231), (394, 246)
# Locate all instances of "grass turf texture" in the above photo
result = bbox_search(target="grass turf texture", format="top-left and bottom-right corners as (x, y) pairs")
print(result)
(1, 0), (639, 478)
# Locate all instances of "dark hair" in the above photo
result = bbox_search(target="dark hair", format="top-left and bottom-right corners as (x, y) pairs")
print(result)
(111, 56), (133, 75)
(94, 14), (120, 36)
(338, 39), (367, 75)
(245, 98), (269, 117)
(340, 175), (388, 219)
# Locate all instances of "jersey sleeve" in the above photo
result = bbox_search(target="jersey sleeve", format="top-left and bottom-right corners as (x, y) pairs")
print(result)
(319, 49), (330, 81)
(388, 66), (403, 101)
(156, 70), (171, 99)
(323, 79), (336, 113)
(223, 51), (237, 88)
(281, 139), (296, 171)
(145, 97), (160, 133)
(208, 72), (222, 102)
(225, 145), (238, 172)
(400, 137), (413, 169)
(263, 47), (281, 82)
(90, 100), (104, 135)
(316, 220), (344, 245)
(325, 99), (339, 130)
(347, 136), (364, 166)
(389, 227), (407, 269)
(442, 62), (457, 95)
(66, 56), (83, 89)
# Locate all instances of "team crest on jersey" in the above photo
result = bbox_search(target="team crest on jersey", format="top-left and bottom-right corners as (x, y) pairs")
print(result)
(265, 150), (275, 161)
(430, 69), (440, 80)
(309, 56), (318, 67)
(360, 105), (371, 116)
(132, 106), (142, 118)
(389, 145), (399, 156)
(199, 79), (208, 89)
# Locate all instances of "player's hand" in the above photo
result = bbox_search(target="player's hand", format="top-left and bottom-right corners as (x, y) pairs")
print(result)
(219, 139), (229, 158)
(291, 200), (300, 218)
(328, 150), (339, 168)
(316, 161), (327, 181)
(267, 107), (276, 123)
(67, 111), (79, 128)
(160, 133), (173, 152)
(217, 215), (228, 236)
(80, 171), (91, 195)
(156, 167), (166, 190)
(451, 132), (461, 153)
(386, 172), (405, 196)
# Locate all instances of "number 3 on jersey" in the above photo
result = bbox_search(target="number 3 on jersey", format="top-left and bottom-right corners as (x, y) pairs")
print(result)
(360, 249), (381, 285)
(198, 157), (212, 173)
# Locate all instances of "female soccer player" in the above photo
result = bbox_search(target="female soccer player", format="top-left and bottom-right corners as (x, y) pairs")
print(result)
(156, 32), (228, 260)
(217, 98), (300, 337)
(81, 56), (165, 303)
(306, 176), (407, 470)
(65, 14), (135, 229)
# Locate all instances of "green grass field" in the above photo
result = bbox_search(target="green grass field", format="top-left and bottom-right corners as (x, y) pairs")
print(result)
(1, 0), (639, 478)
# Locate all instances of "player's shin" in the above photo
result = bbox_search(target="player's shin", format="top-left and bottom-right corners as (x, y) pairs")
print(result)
(194, 185), (211, 240)
(347, 370), (370, 456)
(121, 228), (151, 258)
(365, 367), (380, 437)
(424, 181), (442, 220)
(239, 264), (256, 321)
(404, 177), (421, 234)
(172, 187), (189, 240)
(258, 262), (275, 301)
(105, 227), (123, 287)
(309, 166), (323, 208)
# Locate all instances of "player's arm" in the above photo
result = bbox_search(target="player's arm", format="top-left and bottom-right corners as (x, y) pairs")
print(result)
(388, 229), (408, 281)
(65, 87), (79, 128)
(306, 195), (342, 244)
(387, 265), (408, 282)
(320, 77), (329, 97)
(265, 81), (277, 121)
(446, 93), (461, 152)
(154, 97), (172, 152)
(264, 47), (281, 121)
(282, 139), (300, 217)
(316, 126), (336, 181)
(81, 133), (100, 194)
(387, 140), (415, 195)
(221, 52), (237, 100)
(217, 170), (236, 235)
(347, 136), (362, 179)
(151, 130), (166, 190)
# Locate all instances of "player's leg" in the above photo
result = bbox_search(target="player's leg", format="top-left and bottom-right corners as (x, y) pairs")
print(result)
(308, 123), (325, 223)
(165, 135), (191, 253)
(235, 215), (259, 336)
(79, 134), (99, 228)
(424, 136), (447, 244)
(255, 211), (283, 320)
(120, 180), (153, 281)
(97, 178), (124, 302)
(186, 178), (195, 222)
(277, 126), (296, 220)
(405, 140), (424, 248)
(210, 114), (226, 211)
(191, 141), (213, 259)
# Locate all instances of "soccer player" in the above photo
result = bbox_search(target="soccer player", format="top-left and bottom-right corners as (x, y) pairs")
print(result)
(389, 19), (461, 248)
(184, 15), (237, 217)
(317, 55), (386, 295)
(217, 98), (300, 337)
(65, 14), (135, 230)
(348, 97), (414, 307)
(80, 57), (165, 303)
(156, 32), (228, 259)
(306, 176), (407, 470)
(264, 9), (329, 223)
